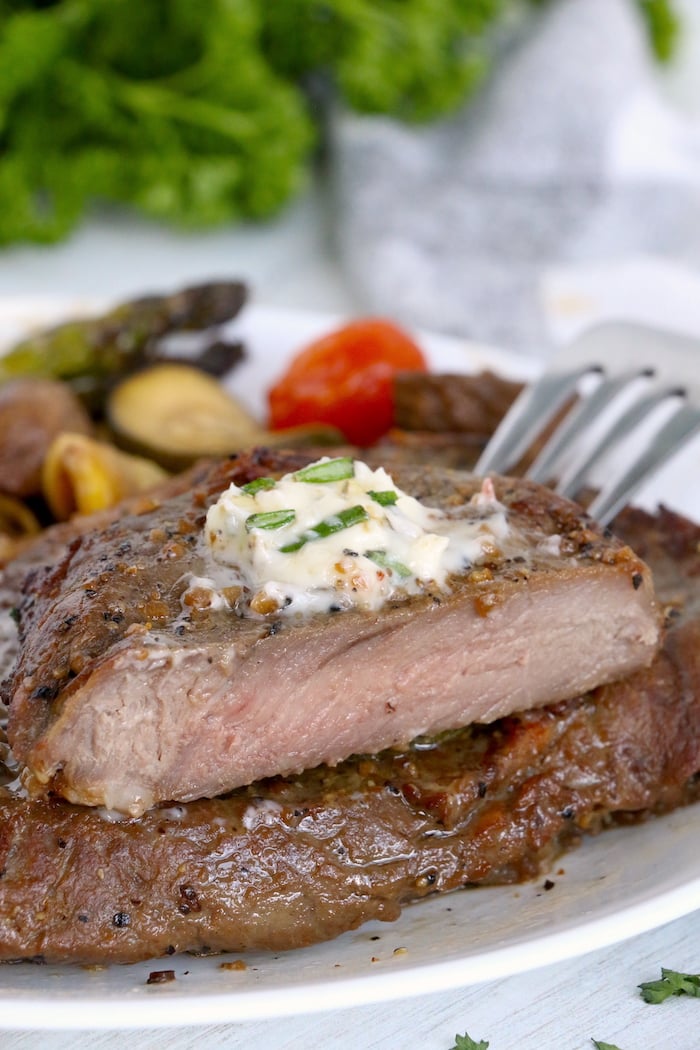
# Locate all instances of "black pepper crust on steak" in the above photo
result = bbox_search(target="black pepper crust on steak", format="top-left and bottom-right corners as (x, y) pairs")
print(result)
(3, 450), (659, 816)
(0, 503), (695, 964)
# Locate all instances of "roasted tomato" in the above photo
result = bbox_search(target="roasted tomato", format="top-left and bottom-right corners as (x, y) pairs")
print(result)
(268, 318), (428, 445)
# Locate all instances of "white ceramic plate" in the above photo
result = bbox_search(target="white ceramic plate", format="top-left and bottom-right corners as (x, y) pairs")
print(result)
(1, 301), (700, 1030)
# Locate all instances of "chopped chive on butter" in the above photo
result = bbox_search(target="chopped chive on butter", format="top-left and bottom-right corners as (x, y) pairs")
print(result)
(241, 477), (277, 496)
(368, 489), (398, 506)
(245, 509), (296, 531)
(280, 505), (369, 552)
(365, 549), (411, 577)
(293, 457), (354, 484)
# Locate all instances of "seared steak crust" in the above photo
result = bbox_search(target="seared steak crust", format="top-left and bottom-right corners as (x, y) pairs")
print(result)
(0, 505), (696, 964)
(5, 451), (659, 815)
(394, 370), (522, 438)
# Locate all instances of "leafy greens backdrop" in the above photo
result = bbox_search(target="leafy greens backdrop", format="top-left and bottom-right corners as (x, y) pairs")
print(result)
(0, 0), (679, 245)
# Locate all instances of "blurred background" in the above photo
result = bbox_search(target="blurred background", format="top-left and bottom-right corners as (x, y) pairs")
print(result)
(0, 0), (699, 356)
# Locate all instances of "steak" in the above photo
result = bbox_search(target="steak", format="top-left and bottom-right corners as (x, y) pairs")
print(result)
(0, 503), (695, 965)
(394, 369), (523, 437)
(0, 461), (216, 684)
(4, 449), (660, 816)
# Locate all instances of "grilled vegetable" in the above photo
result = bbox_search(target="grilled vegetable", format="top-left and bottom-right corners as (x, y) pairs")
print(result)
(0, 494), (41, 541)
(170, 338), (245, 379)
(42, 433), (168, 520)
(0, 494), (41, 566)
(268, 318), (428, 445)
(0, 281), (248, 407)
(107, 363), (342, 471)
(0, 378), (93, 497)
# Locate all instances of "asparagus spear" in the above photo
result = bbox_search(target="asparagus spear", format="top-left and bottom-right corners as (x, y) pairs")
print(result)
(0, 280), (248, 403)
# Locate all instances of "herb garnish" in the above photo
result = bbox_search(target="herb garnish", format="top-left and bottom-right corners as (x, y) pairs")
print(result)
(446, 959), (700, 1050)
(368, 489), (398, 506)
(639, 967), (700, 1004)
(241, 477), (277, 496)
(293, 457), (354, 484)
(365, 549), (411, 578)
(280, 505), (368, 552)
(245, 510), (295, 531)
(450, 1033), (489, 1050)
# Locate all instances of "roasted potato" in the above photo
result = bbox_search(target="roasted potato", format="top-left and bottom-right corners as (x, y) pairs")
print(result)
(0, 378), (93, 497)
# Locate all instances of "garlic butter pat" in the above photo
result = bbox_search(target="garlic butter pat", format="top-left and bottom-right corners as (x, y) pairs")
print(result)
(204, 457), (510, 615)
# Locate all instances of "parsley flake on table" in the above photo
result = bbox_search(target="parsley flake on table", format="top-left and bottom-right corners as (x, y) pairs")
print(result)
(450, 1033), (489, 1050)
(592, 1040), (624, 1050)
(639, 967), (700, 1004)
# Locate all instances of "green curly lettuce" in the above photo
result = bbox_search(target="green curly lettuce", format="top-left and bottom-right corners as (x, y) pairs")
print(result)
(260, 0), (681, 119)
(0, 0), (682, 245)
(637, 0), (681, 62)
(260, 0), (510, 122)
(0, 0), (315, 243)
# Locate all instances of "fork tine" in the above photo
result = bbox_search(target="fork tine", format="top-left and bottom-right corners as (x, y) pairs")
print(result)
(476, 323), (700, 522)
(556, 386), (683, 501)
(588, 402), (700, 523)
(475, 366), (594, 475)
(527, 370), (652, 485)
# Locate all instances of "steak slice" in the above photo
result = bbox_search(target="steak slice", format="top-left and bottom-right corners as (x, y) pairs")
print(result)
(394, 370), (523, 437)
(0, 503), (695, 965)
(5, 450), (660, 816)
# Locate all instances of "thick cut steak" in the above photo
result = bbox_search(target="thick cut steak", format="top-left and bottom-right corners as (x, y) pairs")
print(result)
(0, 504), (695, 965)
(4, 450), (660, 815)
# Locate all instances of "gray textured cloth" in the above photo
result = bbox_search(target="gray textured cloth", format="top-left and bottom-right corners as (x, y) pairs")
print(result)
(331, 0), (700, 354)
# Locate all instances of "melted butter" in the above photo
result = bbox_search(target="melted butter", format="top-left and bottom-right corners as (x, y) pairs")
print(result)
(241, 799), (284, 830)
(204, 459), (512, 616)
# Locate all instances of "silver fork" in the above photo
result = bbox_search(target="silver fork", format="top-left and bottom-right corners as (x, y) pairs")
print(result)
(476, 322), (700, 523)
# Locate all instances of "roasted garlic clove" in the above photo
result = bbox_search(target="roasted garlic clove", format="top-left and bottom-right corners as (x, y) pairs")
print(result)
(42, 432), (168, 520)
